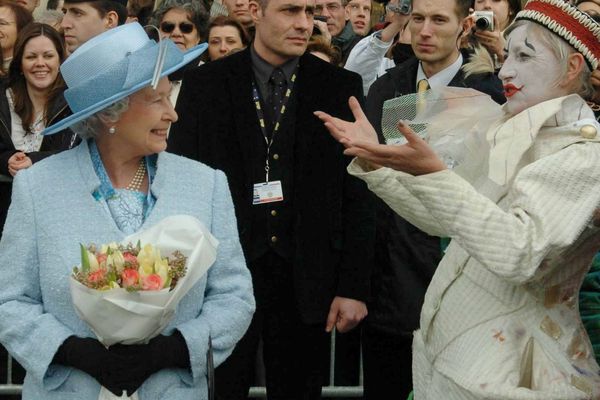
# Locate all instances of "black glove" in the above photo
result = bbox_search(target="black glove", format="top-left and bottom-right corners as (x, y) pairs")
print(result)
(52, 336), (128, 396)
(109, 330), (191, 395)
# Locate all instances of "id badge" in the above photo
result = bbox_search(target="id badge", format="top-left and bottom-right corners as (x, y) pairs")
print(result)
(253, 181), (284, 205)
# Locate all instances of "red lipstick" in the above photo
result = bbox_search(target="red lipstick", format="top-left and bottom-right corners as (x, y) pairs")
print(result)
(503, 84), (523, 98)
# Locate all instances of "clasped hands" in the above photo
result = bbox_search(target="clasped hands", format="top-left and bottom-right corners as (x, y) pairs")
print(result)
(314, 96), (446, 176)
(53, 332), (189, 396)
(8, 152), (32, 176)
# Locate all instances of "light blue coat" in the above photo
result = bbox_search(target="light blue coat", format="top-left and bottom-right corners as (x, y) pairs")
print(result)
(0, 140), (255, 400)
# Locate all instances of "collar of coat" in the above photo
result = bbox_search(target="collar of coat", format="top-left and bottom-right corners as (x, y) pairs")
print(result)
(488, 95), (600, 185)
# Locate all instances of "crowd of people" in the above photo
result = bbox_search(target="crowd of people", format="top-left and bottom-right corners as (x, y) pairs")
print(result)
(0, 0), (597, 399)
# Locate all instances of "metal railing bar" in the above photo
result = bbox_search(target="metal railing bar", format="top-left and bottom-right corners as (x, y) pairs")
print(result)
(6, 355), (11, 384)
(0, 385), (21, 395)
(249, 386), (363, 397)
(0, 385), (364, 397)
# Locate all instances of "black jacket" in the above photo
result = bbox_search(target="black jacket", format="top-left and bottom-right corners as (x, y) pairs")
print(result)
(365, 53), (505, 335)
(168, 49), (376, 323)
(0, 86), (75, 238)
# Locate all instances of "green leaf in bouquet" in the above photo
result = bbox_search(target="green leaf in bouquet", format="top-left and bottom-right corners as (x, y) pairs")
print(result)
(107, 269), (117, 284)
(80, 243), (90, 273)
(136, 240), (141, 252)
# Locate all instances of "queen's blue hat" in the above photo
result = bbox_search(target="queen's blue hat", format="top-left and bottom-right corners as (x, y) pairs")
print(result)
(43, 23), (207, 135)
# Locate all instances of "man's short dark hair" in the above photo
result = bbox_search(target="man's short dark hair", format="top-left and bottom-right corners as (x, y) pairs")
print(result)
(63, 0), (128, 25)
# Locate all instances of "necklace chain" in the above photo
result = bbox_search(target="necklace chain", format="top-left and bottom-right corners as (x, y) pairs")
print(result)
(125, 159), (146, 192)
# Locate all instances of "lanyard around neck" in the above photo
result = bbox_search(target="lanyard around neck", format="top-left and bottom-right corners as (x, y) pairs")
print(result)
(251, 68), (297, 182)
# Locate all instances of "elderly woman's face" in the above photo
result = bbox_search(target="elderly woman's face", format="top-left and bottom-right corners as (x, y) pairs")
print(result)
(159, 8), (200, 51)
(113, 78), (177, 156)
(499, 25), (568, 116)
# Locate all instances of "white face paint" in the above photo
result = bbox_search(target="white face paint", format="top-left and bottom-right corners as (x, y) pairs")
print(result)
(498, 24), (568, 117)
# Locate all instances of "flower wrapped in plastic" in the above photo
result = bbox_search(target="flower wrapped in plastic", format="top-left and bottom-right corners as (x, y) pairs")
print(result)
(69, 215), (218, 346)
(381, 87), (504, 182)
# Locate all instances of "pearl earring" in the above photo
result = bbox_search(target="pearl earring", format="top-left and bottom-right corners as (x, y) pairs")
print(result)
(109, 126), (116, 134)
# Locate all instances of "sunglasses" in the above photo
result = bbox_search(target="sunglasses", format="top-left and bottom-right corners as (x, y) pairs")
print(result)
(160, 21), (195, 34)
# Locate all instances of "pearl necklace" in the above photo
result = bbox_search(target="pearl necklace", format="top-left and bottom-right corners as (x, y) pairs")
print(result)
(125, 159), (146, 192)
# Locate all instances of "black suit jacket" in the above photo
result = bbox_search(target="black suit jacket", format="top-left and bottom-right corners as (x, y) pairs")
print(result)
(364, 54), (504, 335)
(169, 49), (375, 323)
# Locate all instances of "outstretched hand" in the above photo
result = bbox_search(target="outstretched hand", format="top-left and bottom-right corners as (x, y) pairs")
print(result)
(343, 121), (447, 175)
(314, 96), (379, 147)
(315, 98), (447, 176)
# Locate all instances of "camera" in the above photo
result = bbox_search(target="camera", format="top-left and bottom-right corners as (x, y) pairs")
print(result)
(386, 0), (412, 15)
(473, 10), (494, 31)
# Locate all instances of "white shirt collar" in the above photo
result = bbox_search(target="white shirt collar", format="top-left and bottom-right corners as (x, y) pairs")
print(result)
(416, 53), (463, 90)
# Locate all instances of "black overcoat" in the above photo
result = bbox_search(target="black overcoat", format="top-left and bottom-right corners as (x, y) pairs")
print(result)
(169, 49), (376, 324)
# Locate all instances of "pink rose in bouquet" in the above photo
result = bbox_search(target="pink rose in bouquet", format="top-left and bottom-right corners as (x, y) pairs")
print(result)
(88, 268), (107, 284)
(123, 252), (138, 268)
(121, 268), (140, 288)
(142, 274), (163, 291)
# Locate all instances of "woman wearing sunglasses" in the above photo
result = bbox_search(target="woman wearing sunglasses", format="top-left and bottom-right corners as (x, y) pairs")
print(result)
(150, 0), (209, 110)
(151, 0), (208, 52)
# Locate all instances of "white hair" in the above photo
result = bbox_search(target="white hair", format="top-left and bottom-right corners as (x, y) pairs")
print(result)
(71, 97), (130, 140)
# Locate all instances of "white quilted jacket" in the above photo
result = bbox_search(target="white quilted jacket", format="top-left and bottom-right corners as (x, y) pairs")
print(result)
(350, 95), (600, 399)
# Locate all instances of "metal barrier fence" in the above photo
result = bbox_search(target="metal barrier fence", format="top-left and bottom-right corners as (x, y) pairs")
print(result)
(0, 330), (364, 398)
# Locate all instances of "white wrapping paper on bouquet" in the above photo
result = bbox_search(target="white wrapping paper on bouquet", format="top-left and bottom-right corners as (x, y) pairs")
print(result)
(70, 215), (219, 347)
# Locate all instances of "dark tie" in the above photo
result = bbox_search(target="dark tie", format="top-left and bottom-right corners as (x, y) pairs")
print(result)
(268, 68), (287, 133)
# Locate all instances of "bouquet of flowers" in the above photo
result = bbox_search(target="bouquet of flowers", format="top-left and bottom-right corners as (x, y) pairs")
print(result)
(72, 242), (187, 292)
(70, 215), (218, 346)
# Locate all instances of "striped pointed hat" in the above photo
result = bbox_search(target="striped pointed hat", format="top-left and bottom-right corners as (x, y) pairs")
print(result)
(515, 0), (600, 70)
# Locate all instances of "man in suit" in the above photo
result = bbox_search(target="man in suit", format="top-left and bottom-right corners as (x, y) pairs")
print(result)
(361, 0), (505, 398)
(168, 0), (375, 398)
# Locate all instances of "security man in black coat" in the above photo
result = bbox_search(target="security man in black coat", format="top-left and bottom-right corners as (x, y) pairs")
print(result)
(168, 0), (375, 398)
